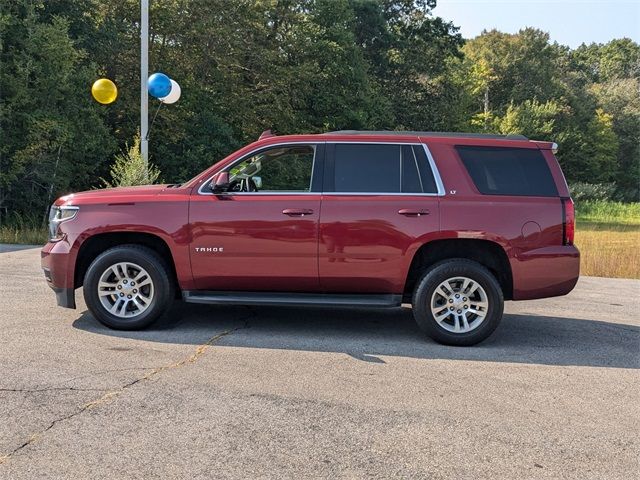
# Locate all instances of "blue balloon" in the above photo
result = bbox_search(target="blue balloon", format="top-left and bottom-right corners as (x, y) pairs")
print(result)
(148, 72), (172, 98)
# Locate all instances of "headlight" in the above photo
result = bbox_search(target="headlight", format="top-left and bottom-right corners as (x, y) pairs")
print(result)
(48, 205), (79, 241)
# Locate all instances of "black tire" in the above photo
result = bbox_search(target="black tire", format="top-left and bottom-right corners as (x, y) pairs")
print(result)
(83, 245), (174, 330)
(412, 259), (504, 346)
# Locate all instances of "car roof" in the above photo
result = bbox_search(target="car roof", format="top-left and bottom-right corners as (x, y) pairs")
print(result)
(324, 130), (529, 140)
(250, 130), (552, 151)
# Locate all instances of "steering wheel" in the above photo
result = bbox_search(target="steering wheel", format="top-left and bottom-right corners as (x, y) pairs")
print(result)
(230, 177), (258, 192)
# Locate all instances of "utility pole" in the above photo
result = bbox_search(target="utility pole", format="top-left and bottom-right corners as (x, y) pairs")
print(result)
(140, 0), (149, 169)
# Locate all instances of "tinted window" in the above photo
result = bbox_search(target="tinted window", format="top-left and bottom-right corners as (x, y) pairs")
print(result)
(401, 145), (422, 193)
(457, 146), (558, 197)
(331, 144), (438, 193)
(334, 144), (400, 192)
(411, 145), (438, 194)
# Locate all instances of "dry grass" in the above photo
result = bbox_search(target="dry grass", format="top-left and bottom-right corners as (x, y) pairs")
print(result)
(575, 222), (640, 279)
(0, 212), (48, 245)
(0, 225), (47, 245)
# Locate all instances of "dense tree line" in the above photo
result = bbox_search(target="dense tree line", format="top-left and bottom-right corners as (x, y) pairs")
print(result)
(1, 0), (638, 222)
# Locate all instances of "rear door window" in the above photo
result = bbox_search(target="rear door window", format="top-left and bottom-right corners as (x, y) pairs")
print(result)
(456, 146), (558, 197)
(407, 145), (438, 194)
(327, 143), (438, 194)
(333, 144), (399, 192)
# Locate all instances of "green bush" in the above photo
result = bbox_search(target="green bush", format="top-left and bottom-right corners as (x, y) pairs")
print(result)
(569, 182), (616, 202)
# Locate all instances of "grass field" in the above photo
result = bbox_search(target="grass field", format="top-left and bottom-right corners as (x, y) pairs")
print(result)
(575, 200), (640, 225)
(2, 201), (639, 279)
(575, 222), (640, 279)
(573, 201), (640, 278)
(0, 214), (48, 245)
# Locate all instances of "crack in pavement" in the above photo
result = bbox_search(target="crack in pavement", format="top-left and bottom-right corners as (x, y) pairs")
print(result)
(0, 387), (109, 393)
(50, 367), (160, 388)
(0, 313), (253, 465)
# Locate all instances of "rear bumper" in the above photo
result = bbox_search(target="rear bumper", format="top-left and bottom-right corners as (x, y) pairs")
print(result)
(511, 245), (580, 300)
(41, 240), (77, 309)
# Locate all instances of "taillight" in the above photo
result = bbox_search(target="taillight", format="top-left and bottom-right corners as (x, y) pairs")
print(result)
(562, 198), (575, 245)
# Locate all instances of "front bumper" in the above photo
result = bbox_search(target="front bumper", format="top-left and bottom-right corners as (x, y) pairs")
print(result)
(49, 284), (76, 309)
(511, 245), (580, 300)
(41, 240), (77, 309)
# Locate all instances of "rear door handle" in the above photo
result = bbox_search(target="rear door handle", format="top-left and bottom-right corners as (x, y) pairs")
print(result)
(282, 208), (314, 217)
(398, 208), (430, 217)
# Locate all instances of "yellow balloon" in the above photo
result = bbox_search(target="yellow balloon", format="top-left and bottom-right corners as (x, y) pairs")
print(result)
(91, 78), (118, 104)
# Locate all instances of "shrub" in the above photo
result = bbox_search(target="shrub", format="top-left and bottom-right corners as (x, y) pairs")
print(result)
(102, 134), (161, 187)
(569, 182), (616, 202)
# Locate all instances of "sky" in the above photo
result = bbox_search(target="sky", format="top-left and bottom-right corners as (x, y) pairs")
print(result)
(433, 0), (640, 48)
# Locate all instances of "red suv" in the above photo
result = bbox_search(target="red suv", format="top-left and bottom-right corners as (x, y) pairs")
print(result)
(41, 131), (579, 346)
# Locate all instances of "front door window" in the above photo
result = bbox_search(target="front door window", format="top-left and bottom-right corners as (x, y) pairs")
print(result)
(228, 145), (315, 193)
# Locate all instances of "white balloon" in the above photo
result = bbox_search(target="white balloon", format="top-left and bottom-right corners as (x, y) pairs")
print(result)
(159, 79), (181, 104)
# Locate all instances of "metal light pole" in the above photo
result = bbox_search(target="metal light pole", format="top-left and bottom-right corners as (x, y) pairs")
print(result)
(140, 0), (149, 168)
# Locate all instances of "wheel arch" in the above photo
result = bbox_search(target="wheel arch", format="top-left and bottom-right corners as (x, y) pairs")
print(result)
(74, 232), (180, 295)
(404, 238), (513, 301)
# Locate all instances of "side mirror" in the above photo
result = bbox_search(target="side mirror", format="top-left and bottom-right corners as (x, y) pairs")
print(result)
(211, 171), (230, 193)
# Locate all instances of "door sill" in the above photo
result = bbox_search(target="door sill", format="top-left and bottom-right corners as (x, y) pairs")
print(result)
(182, 291), (402, 308)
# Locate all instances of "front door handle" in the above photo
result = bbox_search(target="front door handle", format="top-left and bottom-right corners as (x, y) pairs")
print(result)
(282, 208), (314, 217)
(398, 208), (430, 217)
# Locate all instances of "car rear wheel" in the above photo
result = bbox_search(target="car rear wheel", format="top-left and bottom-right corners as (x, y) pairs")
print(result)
(412, 259), (504, 346)
(83, 245), (174, 330)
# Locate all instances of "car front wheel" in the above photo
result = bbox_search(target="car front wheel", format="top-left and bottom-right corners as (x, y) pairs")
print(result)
(412, 259), (504, 346)
(83, 245), (174, 330)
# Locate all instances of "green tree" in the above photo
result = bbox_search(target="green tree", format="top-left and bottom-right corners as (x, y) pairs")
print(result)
(2, 0), (639, 222)
(572, 38), (640, 83)
(456, 28), (565, 131)
(103, 133), (161, 187)
(351, 0), (464, 130)
(571, 39), (640, 199)
(590, 79), (640, 199)
(0, 1), (115, 220)
(496, 99), (562, 137)
(576, 108), (619, 183)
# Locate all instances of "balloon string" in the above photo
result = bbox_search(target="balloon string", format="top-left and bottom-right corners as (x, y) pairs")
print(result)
(147, 100), (165, 140)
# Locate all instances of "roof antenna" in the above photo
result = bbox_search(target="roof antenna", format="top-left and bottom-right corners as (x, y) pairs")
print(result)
(259, 129), (276, 140)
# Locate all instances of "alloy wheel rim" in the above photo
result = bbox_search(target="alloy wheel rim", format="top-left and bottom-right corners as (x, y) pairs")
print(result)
(430, 276), (489, 333)
(97, 262), (154, 318)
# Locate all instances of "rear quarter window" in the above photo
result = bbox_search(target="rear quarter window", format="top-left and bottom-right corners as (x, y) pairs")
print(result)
(456, 146), (558, 197)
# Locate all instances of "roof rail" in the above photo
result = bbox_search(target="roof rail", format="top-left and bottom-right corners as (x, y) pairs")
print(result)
(326, 130), (529, 141)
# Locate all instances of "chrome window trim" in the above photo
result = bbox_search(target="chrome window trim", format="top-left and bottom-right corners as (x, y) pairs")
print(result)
(211, 191), (319, 196)
(321, 192), (441, 197)
(211, 192), (440, 197)
(197, 140), (446, 197)
(421, 143), (446, 196)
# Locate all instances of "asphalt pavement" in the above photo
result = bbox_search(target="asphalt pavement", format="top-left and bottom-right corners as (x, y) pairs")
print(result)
(0, 245), (638, 479)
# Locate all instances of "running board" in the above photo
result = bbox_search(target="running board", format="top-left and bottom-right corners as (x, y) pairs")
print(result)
(182, 291), (402, 308)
